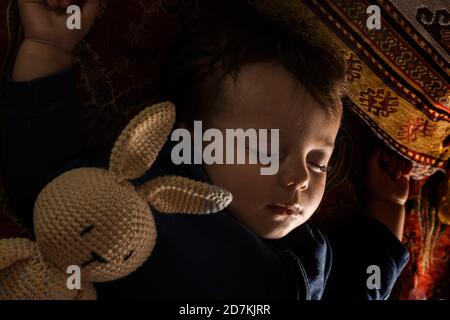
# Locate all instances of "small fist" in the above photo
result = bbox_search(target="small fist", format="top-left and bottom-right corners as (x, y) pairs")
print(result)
(18, 0), (100, 53)
(365, 145), (413, 206)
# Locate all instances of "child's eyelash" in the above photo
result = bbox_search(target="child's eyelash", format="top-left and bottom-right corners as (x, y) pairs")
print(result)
(246, 147), (330, 172)
(308, 162), (330, 173)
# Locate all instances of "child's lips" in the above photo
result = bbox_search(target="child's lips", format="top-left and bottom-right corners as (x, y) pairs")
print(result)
(267, 204), (302, 216)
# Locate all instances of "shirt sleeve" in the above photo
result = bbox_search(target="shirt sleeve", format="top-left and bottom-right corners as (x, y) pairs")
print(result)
(0, 68), (90, 231)
(322, 215), (410, 300)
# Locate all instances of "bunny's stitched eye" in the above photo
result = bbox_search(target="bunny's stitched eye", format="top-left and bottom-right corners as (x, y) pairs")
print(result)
(124, 251), (134, 261)
(80, 225), (95, 236)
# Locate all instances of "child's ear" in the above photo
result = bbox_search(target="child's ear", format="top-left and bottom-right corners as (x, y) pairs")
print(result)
(136, 176), (233, 214)
(0, 238), (36, 270)
(109, 102), (176, 181)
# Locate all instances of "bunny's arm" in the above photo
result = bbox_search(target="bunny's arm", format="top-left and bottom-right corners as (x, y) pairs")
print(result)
(74, 282), (97, 300)
(0, 238), (36, 270)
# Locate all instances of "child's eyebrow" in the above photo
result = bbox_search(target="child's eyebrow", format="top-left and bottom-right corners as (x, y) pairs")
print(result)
(317, 136), (335, 149)
(321, 142), (335, 149)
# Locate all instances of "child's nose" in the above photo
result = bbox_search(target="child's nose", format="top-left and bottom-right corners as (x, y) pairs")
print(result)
(278, 161), (309, 191)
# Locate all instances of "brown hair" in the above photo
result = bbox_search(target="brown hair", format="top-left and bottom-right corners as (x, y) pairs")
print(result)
(159, 0), (347, 127)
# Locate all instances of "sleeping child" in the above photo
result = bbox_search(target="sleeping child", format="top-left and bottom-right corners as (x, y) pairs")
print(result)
(1, 0), (411, 299)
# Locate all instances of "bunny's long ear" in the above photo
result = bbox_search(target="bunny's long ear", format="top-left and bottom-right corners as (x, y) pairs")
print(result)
(136, 176), (233, 214)
(109, 102), (176, 181)
(0, 238), (36, 270)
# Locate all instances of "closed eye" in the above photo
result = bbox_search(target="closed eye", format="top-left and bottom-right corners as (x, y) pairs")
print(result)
(80, 225), (95, 236)
(307, 161), (330, 173)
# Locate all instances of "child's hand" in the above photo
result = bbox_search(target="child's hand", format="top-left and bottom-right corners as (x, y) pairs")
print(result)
(13, 0), (100, 81)
(364, 145), (412, 240)
(365, 145), (413, 206)
(18, 0), (100, 53)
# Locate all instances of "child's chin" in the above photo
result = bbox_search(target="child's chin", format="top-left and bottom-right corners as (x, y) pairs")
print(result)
(255, 223), (298, 240)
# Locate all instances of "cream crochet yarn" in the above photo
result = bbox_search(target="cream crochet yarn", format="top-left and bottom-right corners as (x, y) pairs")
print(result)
(0, 102), (233, 300)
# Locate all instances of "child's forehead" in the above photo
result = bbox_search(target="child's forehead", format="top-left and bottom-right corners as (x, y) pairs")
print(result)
(220, 63), (310, 110)
(212, 67), (341, 147)
(219, 68), (335, 125)
(211, 103), (339, 147)
(228, 62), (301, 101)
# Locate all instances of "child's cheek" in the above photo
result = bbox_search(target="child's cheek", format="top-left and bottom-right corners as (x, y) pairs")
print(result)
(205, 163), (269, 207)
(304, 175), (327, 216)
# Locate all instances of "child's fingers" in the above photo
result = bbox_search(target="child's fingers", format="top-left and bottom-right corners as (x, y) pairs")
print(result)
(45, 0), (76, 10)
(60, 0), (71, 9)
(81, 0), (100, 29)
(46, 0), (59, 9)
(386, 151), (398, 178)
(59, 0), (80, 10)
(381, 147), (390, 163)
(393, 156), (406, 179)
(368, 146), (385, 175)
(402, 160), (413, 177)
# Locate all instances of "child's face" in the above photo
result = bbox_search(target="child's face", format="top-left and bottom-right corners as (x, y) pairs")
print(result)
(203, 62), (341, 239)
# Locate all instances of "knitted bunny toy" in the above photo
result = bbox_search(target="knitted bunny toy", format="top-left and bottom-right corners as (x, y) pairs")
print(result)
(0, 102), (232, 300)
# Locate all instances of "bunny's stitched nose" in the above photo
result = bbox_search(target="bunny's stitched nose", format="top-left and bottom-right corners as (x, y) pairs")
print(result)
(82, 251), (109, 268)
